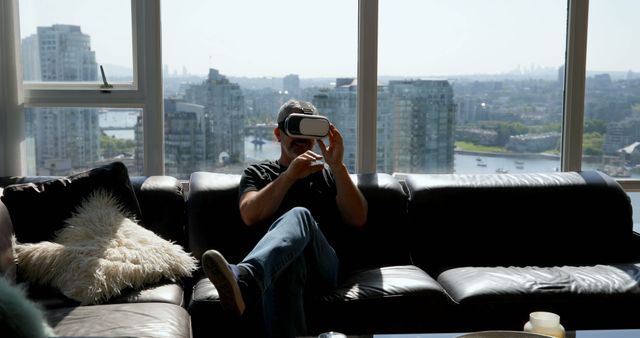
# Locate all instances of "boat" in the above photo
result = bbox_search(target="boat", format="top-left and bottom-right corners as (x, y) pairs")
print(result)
(477, 159), (487, 167)
(601, 165), (631, 178)
(495, 168), (509, 174)
(515, 164), (524, 169)
(514, 160), (525, 165)
(476, 157), (483, 162)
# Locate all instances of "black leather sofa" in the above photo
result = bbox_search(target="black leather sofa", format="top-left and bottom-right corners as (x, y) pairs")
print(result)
(186, 170), (640, 337)
(2, 169), (640, 338)
(404, 170), (640, 333)
(0, 175), (192, 338)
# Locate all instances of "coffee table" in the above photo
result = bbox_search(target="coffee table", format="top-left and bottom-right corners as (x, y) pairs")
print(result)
(372, 329), (640, 338)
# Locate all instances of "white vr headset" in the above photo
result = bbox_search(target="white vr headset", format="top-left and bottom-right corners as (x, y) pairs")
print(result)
(278, 113), (330, 139)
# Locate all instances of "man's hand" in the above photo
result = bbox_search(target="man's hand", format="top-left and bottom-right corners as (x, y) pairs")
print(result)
(284, 150), (325, 180)
(317, 124), (344, 170)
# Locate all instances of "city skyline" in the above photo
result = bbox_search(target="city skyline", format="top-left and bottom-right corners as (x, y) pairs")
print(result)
(18, 0), (640, 79)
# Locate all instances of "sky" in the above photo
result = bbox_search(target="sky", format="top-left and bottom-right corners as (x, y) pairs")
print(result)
(18, 0), (640, 79)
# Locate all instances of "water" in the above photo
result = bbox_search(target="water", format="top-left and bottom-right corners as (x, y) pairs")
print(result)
(245, 136), (281, 162)
(243, 136), (599, 176)
(99, 110), (139, 140)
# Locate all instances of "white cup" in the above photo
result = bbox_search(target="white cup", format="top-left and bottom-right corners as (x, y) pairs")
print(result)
(318, 332), (347, 338)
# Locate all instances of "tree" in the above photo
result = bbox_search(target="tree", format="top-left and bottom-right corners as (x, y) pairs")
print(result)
(100, 134), (135, 159)
(584, 119), (607, 134)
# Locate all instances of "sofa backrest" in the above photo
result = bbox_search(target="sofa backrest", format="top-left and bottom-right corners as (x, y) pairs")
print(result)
(186, 172), (411, 274)
(129, 176), (187, 248)
(405, 170), (635, 275)
(0, 175), (187, 249)
(186, 172), (262, 267)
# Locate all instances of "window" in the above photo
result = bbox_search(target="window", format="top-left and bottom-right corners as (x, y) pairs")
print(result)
(377, 0), (567, 174)
(5, 0), (163, 176)
(582, 0), (640, 180)
(24, 107), (142, 176)
(1, 0), (640, 190)
(19, 0), (134, 84)
(161, 0), (357, 176)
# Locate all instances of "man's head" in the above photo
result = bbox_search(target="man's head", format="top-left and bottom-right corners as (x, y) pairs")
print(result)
(274, 99), (320, 163)
(276, 99), (319, 126)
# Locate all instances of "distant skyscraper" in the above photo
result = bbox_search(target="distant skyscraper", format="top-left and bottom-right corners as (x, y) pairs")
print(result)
(313, 79), (455, 174)
(185, 68), (245, 168)
(21, 25), (101, 175)
(387, 80), (456, 174)
(313, 79), (357, 171)
(162, 99), (207, 179)
(21, 34), (41, 81)
(37, 25), (97, 81)
(283, 74), (300, 95)
(558, 64), (565, 84)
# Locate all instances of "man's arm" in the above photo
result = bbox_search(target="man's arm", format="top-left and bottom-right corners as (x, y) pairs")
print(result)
(239, 174), (295, 226)
(332, 163), (368, 227)
(318, 125), (368, 227)
(239, 151), (324, 226)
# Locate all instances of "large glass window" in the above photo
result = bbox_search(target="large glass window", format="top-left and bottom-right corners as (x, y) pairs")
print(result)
(19, 0), (133, 84)
(378, 0), (567, 174)
(24, 107), (142, 176)
(161, 0), (357, 176)
(582, 0), (640, 179)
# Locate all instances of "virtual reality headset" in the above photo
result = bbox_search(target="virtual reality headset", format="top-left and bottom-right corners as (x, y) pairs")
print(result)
(278, 113), (330, 139)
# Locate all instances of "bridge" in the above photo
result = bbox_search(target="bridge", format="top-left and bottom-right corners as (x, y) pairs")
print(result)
(245, 123), (277, 139)
(101, 126), (136, 131)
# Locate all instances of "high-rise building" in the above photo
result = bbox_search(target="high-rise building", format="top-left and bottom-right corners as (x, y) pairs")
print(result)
(185, 68), (245, 169)
(162, 99), (207, 179)
(21, 25), (101, 175)
(283, 74), (300, 95)
(313, 79), (357, 171)
(21, 34), (41, 81)
(313, 79), (456, 174)
(37, 25), (97, 81)
(387, 80), (456, 174)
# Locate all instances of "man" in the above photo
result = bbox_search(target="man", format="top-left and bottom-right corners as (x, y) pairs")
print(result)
(202, 99), (367, 337)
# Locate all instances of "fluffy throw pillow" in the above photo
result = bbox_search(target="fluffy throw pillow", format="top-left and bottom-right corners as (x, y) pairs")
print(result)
(1, 161), (143, 244)
(13, 190), (197, 305)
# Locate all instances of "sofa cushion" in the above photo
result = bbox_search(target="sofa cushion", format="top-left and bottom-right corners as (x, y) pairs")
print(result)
(333, 173), (411, 273)
(307, 265), (454, 334)
(405, 171), (635, 274)
(46, 302), (192, 338)
(1, 161), (142, 244)
(187, 172), (265, 265)
(438, 264), (640, 305)
(27, 282), (186, 309)
(129, 175), (187, 247)
(14, 189), (197, 304)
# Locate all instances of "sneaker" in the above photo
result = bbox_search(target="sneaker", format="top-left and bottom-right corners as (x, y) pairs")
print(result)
(202, 250), (246, 315)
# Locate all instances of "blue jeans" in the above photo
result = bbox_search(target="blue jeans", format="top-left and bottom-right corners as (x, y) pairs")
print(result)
(238, 207), (339, 338)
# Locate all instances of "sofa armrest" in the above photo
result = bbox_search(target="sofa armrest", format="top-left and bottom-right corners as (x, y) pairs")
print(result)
(0, 189), (17, 282)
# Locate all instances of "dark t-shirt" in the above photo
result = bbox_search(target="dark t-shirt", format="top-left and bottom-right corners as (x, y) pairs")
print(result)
(239, 160), (342, 238)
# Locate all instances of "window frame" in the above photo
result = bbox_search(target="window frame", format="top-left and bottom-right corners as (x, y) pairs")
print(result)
(2, 0), (163, 176)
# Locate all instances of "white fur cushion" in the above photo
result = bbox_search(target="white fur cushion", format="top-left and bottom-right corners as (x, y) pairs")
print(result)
(13, 190), (198, 305)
